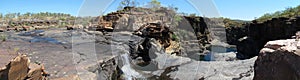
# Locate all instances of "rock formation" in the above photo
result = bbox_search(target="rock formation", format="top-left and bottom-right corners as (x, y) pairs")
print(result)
(182, 16), (210, 46)
(94, 7), (177, 32)
(0, 6), (262, 80)
(254, 38), (300, 80)
(0, 54), (48, 80)
(133, 22), (180, 54)
(0, 20), (64, 32)
(226, 17), (300, 59)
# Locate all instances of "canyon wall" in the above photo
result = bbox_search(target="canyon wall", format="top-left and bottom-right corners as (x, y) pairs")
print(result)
(226, 17), (300, 59)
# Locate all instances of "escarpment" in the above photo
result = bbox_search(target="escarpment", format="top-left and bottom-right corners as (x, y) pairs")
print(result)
(226, 17), (300, 59)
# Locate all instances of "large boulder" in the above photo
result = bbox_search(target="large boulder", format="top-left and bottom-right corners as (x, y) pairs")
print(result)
(254, 39), (300, 80)
(0, 54), (48, 80)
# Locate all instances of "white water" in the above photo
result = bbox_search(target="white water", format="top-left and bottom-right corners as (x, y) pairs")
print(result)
(121, 54), (144, 80)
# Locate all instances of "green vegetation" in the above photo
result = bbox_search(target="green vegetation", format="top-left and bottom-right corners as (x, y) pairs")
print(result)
(171, 33), (179, 41)
(150, 0), (161, 7)
(0, 34), (7, 42)
(173, 15), (182, 26)
(1, 12), (77, 27)
(257, 5), (300, 22)
(0, 13), (3, 19)
(2, 12), (75, 21)
(223, 18), (246, 28)
(189, 13), (197, 17)
(118, 0), (137, 10)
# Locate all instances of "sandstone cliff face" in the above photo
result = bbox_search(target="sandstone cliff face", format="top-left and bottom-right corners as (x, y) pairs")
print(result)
(96, 7), (218, 58)
(227, 17), (300, 59)
(254, 39), (300, 80)
(97, 7), (177, 32)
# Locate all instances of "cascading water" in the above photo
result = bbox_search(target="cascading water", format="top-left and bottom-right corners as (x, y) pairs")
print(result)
(120, 53), (144, 80)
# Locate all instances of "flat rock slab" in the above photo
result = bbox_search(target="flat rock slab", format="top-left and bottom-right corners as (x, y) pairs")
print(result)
(0, 30), (118, 79)
(0, 49), (18, 68)
(0, 40), (77, 79)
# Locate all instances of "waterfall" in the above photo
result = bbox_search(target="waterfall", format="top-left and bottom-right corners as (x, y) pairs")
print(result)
(121, 53), (144, 80)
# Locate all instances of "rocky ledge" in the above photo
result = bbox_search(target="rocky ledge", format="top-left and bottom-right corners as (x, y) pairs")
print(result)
(254, 38), (300, 80)
(0, 54), (48, 80)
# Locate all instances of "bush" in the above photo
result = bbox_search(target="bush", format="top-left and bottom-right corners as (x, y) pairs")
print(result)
(257, 5), (300, 22)
(171, 33), (179, 41)
(0, 34), (7, 41)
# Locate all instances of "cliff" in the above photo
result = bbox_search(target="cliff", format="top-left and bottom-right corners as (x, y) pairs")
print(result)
(226, 17), (300, 59)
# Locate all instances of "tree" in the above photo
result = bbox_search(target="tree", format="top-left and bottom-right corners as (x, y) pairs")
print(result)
(149, 0), (161, 8)
(189, 13), (197, 17)
(119, 0), (135, 8)
(121, 0), (130, 7)
(297, 5), (300, 16)
(281, 7), (296, 17)
(257, 13), (272, 22)
(167, 4), (178, 11)
(24, 12), (31, 19)
(256, 5), (300, 22)
(4, 14), (10, 20)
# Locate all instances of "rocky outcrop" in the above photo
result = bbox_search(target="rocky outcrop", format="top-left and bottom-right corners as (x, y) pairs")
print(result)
(228, 17), (300, 59)
(127, 37), (257, 80)
(0, 20), (64, 32)
(0, 54), (48, 80)
(254, 38), (300, 80)
(182, 16), (210, 45)
(133, 22), (180, 55)
(95, 7), (176, 32)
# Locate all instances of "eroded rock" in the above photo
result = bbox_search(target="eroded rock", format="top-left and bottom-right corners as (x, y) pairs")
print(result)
(133, 22), (181, 55)
(254, 39), (300, 80)
(228, 17), (300, 59)
(0, 54), (48, 80)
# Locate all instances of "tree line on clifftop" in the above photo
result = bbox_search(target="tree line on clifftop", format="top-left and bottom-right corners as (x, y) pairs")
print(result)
(257, 5), (300, 22)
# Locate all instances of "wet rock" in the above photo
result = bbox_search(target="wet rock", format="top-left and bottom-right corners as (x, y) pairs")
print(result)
(19, 30), (45, 36)
(165, 57), (257, 80)
(29, 37), (64, 44)
(204, 52), (237, 61)
(254, 39), (300, 80)
(125, 38), (256, 80)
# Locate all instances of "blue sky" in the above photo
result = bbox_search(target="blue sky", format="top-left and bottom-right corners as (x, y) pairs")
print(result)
(0, 0), (299, 20)
(0, 0), (83, 15)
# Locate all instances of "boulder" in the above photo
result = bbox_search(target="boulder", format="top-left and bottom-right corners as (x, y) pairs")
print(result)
(254, 39), (300, 80)
(0, 54), (48, 80)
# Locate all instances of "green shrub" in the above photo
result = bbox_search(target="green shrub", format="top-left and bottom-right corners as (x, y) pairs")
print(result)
(171, 33), (179, 41)
(0, 34), (7, 41)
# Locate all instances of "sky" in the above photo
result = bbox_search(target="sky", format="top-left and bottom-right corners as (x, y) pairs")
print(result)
(0, 0), (299, 20)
